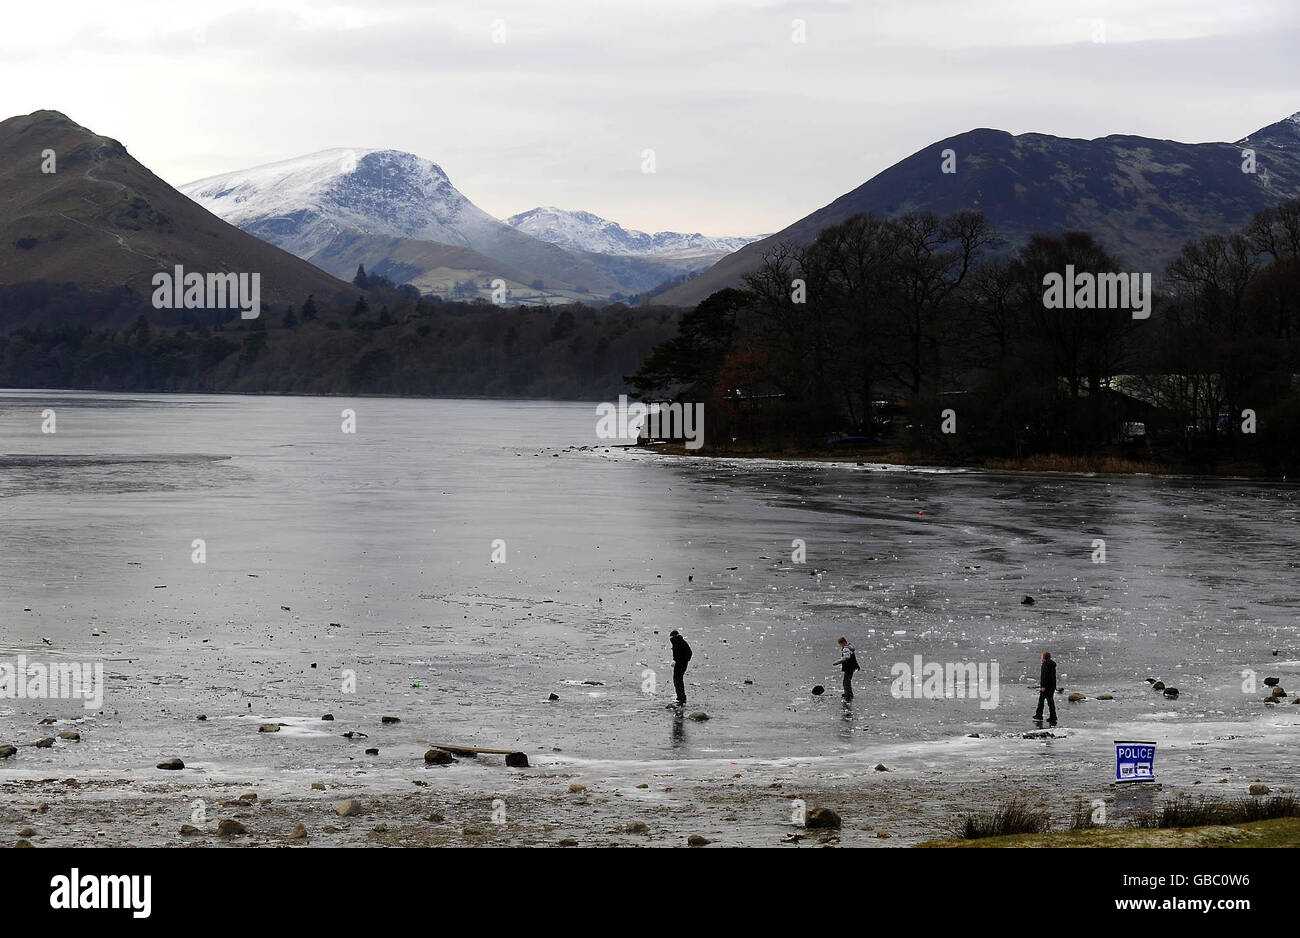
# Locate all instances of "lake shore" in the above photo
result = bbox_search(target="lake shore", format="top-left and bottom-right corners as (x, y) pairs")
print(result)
(636, 443), (1287, 480)
(7, 712), (1298, 848)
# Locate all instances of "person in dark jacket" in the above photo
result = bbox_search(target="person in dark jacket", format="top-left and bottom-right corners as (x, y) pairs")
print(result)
(1034, 651), (1057, 723)
(832, 636), (860, 699)
(669, 630), (692, 705)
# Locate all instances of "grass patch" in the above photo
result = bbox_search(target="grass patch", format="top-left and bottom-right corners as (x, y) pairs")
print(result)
(951, 799), (1052, 840)
(983, 454), (1170, 474)
(918, 816), (1300, 848)
(924, 797), (1300, 848)
(1133, 795), (1299, 829)
(1069, 799), (1102, 830)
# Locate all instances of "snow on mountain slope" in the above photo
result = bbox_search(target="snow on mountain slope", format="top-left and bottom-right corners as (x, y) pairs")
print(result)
(506, 206), (763, 258)
(181, 148), (504, 259)
(181, 149), (635, 296)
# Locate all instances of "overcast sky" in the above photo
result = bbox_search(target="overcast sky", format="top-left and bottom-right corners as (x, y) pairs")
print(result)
(3, 0), (1297, 235)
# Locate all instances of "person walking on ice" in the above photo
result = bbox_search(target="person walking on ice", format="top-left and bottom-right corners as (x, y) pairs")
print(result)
(833, 636), (860, 700)
(1034, 650), (1058, 724)
(669, 630), (692, 706)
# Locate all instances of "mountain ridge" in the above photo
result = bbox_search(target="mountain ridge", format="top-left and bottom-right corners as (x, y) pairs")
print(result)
(505, 205), (762, 259)
(181, 149), (709, 302)
(0, 110), (355, 315)
(655, 113), (1300, 308)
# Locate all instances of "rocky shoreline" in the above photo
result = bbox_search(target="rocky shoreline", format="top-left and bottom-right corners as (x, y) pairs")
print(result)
(6, 716), (1298, 848)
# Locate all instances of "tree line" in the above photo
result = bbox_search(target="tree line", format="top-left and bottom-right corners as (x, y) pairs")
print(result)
(0, 273), (680, 401)
(629, 201), (1300, 475)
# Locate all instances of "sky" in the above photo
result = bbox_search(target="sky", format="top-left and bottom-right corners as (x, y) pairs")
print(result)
(2, 0), (1297, 236)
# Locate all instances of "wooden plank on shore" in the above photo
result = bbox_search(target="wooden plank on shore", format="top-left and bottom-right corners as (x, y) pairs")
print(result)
(421, 741), (519, 755)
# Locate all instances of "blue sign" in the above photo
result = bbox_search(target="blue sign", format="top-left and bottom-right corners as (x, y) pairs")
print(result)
(1114, 740), (1156, 782)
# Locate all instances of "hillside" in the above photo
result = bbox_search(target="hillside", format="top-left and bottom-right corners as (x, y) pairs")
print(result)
(0, 111), (354, 316)
(657, 113), (1300, 307)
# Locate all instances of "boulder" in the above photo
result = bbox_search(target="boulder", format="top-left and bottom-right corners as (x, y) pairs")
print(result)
(156, 758), (184, 770)
(335, 799), (363, 817)
(178, 825), (202, 836)
(874, 763), (889, 772)
(811, 685), (825, 696)
(18, 827), (35, 838)
(1270, 686), (1287, 697)
(687, 834), (711, 846)
(623, 822), (650, 834)
(258, 723), (280, 733)
(688, 711), (710, 722)
(381, 716), (401, 724)
(548, 693), (560, 701)
(805, 807), (842, 829)
(1096, 693), (1114, 700)
(1249, 784), (1271, 795)
(321, 714), (334, 721)
(506, 751), (530, 768)
(57, 732), (80, 741)
(364, 748), (379, 755)
(0, 745), (16, 759)
(1163, 687), (1180, 698)
(288, 824), (309, 840)
(1152, 681), (1165, 690)
(311, 782), (326, 791)
(424, 749), (456, 765)
(1264, 677), (1280, 687)
(1068, 693), (1086, 702)
(1020, 595), (1035, 605)
(31, 738), (54, 748)
(216, 819), (246, 836)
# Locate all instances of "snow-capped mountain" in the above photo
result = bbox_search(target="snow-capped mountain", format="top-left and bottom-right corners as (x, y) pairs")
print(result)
(182, 148), (527, 264)
(1238, 110), (1300, 148)
(179, 149), (724, 300)
(506, 206), (762, 258)
(180, 149), (647, 299)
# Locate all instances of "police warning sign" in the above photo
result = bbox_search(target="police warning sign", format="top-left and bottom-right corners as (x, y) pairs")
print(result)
(1114, 740), (1156, 782)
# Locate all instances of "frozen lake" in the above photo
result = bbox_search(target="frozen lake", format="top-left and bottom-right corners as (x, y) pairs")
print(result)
(2, 390), (1298, 843)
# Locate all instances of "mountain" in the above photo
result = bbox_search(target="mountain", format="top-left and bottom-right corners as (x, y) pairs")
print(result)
(181, 149), (688, 302)
(505, 206), (761, 259)
(657, 112), (1300, 308)
(0, 110), (354, 314)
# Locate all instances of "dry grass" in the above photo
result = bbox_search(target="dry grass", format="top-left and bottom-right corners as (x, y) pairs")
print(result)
(984, 454), (1171, 475)
(950, 799), (1052, 840)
